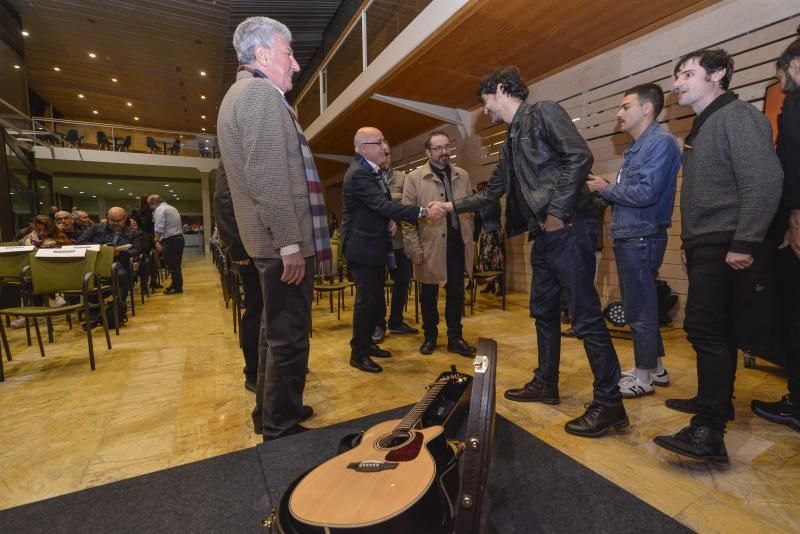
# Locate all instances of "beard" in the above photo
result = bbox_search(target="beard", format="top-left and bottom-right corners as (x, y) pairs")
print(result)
(781, 73), (799, 93)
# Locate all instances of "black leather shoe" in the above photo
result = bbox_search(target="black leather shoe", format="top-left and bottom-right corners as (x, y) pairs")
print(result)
(371, 326), (385, 344)
(368, 344), (391, 358)
(299, 405), (314, 423)
(263, 424), (309, 443)
(350, 356), (383, 373)
(751, 394), (800, 432)
(504, 376), (560, 404)
(164, 287), (183, 294)
(654, 425), (729, 463)
(419, 339), (437, 355)
(565, 402), (629, 437)
(447, 337), (476, 356)
(665, 397), (735, 421)
(388, 321), (419, 335)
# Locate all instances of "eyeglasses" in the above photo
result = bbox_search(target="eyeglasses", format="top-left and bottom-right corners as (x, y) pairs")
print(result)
(54, 217), (71, 221)
(361, 138), (386, 146)
(107, 218), (126, 225)
(429, 144), (452, 153)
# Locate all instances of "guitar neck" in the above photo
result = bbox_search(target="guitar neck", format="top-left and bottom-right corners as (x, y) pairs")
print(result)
(394, 379), (448, 432)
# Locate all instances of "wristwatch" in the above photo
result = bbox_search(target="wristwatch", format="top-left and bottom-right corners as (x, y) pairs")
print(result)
(418, 207), (428, 218)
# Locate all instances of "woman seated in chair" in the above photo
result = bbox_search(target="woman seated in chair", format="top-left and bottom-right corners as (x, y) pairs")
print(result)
(21, 215), (71, 249)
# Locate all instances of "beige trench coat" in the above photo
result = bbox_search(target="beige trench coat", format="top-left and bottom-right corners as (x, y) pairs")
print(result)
(401, 162), (474, 284)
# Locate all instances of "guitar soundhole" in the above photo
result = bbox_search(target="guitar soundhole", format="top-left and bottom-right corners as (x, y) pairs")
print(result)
(376, 430), (412, 450)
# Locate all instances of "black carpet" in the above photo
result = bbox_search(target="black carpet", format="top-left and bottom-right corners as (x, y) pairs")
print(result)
(1, 408), (690, 533)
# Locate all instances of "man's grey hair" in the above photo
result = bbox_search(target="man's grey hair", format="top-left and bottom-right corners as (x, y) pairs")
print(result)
(233, 16), (293, 64)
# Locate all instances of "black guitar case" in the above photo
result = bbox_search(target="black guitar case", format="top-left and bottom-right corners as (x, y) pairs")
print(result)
(453, 337), (497, 534)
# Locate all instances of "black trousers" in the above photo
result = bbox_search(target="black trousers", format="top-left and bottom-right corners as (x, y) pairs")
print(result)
(349, 262), (386, 358)
(237, 266), (262, 382)
(776, 246), (800, 402)
(388, 248), (412, 328)
(251, 257), (313, 439)
(685, 244), (767, 430)
(420, 230), (465, 341)
(161, 235), (185, 290)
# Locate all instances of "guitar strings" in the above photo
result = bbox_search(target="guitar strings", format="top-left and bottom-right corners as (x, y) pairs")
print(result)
(377, 376), (451, 449)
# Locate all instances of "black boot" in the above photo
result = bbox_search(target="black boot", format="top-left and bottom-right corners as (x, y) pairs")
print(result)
(504, 376), (560, 404)
(654, 425), (729, 463)
(665, 397), (735, 421)
(564, 402), (629, 437)
(751, 394), (800, 432)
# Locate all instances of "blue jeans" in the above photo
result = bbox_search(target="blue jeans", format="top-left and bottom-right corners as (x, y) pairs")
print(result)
(613, 232), (667, 370)
(530, 214), (622, 405)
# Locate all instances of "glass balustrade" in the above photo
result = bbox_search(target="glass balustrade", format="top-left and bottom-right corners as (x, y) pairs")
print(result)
(296, 74), (321, 130)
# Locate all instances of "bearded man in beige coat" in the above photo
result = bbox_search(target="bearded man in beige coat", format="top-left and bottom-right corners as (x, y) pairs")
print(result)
(402, 131), (475, 356)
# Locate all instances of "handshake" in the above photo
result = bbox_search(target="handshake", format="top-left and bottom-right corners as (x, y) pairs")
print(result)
(425, 201), (453, 220)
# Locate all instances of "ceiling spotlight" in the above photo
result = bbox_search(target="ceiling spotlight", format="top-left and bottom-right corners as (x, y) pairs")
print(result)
(133, 116), (139, 121)
(107, 181), (113, 184)
(92, 110), (99, 114)
(13, 65), (20, 69)
(176, 197), (180, 200)
(200, 95), (206, 100)
(21, 30), (29, 37)
(200, 71), (206, 76)
(126, 102), (132, 107)
(128, 193), (133, 196)
(201, 115), (206, 119)
(119, 188), (124, 191)
(111, 77), (118, 82)
(92, 195), (97, 198)
(78, 94), (84, 99)
(53, 66), (61, 71)
(164, 184), (170, 187)
(63, 186), (69, 189)
(201, 127), (206, 131)
(79, 191), (84, 194)
(89, 52), (97, 58)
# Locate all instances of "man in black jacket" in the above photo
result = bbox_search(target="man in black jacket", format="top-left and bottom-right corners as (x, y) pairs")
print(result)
(429, 66), (626, 437)
(342, 127), (431, 373)
(751, 30), (800, 433)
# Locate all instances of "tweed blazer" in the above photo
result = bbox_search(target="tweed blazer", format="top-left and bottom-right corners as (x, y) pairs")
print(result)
(217, 70), (314, 259)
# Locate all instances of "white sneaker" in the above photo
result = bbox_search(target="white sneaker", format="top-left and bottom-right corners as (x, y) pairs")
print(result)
(618, 374), (654, 398)
(10, 317), (26, 328)
(652, 369), (670, 387)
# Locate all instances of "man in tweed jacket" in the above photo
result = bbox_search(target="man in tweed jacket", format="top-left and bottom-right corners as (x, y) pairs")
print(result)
(217, 16), (316, 442)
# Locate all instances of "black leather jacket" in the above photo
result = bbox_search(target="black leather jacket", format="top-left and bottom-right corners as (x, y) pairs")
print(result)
(455, 101), (594, 238)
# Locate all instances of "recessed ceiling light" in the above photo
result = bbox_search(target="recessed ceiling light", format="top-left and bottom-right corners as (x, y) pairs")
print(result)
(21, 30), (29, 37)
(53, 66), (61, 71)
(13, 65), (20, 69)
(128, 193), (133, 196)
(119, 188), (124, 191)
(201, 127), (206, 131)
(92, 110), (99, 114)
(78, 94), (84, 99)
(92, 195), (97, 198)
(200, 95), (206, 100)
(63, 186), (69, 189)
(200, 71), (206, 76)
(79, 191), (84, 194)
(164, 184), (170, 187)
(111, 78), (118, 82)
(126, 102), (132, 107)
(133, 116), (139, 121)
(89, 52), (97, 58)
(107, 181), (113, 184)
(40, 185), (45, 189)
(201, 115), (206, 119)
(176, 197), (180, 200)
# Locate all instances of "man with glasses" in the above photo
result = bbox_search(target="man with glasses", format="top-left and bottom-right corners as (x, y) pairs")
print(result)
(402, 131), (476, 357)
(371, 141), (419, 344)
(54, 211), (83, 243)
(78, 206), (140, 327)
(429, 66), (627, 437)
(342, 128), (428, 373)
(147, 194), (184, 295)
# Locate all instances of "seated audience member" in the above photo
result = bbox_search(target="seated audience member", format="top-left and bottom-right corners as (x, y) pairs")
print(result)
(55, 211), (83, 243)
(72, 210), (94, 231)
(21, 215), (70, 248)
(79, 207), (140, 325)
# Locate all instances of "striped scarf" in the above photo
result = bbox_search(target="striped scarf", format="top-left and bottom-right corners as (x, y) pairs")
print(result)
(239, 66), (332, 273)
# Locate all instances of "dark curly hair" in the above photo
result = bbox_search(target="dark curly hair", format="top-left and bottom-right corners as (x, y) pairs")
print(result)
(624, 82), (665, 118)
(776, 24), (800, 72)
(476, 66), (529, 102)
(674, 48), (734, 90)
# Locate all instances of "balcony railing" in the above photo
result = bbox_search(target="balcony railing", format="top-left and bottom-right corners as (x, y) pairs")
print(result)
(294, 0), (433, 130)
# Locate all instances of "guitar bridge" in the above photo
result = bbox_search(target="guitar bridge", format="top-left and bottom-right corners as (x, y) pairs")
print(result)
(347, 461), (399, 472)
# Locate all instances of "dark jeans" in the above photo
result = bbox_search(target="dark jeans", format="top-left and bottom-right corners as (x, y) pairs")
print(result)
(252, 256), (313, 439)
(237, 266), (262, 382)
(530, 214), (622, 405)
(684, 244), (759, 431)
(349, 262), (386, 358)
(613, 232), (667, 369)
(387, 248), (412, 328)
(421, 230), (465, 341)
(161, 235), (184, 290)
(775, 246), (800, 403)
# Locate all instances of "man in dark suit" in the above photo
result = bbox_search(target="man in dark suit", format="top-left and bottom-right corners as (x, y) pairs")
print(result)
(342, 127), (431, 373)
(218, 16), (331, 441)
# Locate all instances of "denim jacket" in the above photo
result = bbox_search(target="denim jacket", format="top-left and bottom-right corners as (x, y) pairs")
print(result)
(601, 122), (681, 239)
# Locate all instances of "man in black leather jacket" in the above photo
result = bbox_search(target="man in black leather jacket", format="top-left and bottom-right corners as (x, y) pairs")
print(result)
(429, 66), (626, 437)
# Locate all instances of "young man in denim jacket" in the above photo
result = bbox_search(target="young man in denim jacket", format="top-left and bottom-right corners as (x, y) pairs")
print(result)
(587, 83), (681, 398)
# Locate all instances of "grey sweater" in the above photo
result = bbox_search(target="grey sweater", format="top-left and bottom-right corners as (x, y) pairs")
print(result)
(680, 98), (783, 253)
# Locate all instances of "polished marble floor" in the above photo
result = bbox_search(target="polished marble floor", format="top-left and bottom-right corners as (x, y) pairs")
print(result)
(0, 253), (797, 532)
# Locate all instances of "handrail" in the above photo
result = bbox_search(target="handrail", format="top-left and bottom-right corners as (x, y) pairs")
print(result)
(0, 96), (30, 120)
(32, 117), (213, 138)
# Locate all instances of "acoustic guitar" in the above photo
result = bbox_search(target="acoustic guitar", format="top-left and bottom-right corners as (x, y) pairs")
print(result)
(279, 372), (469, 533)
